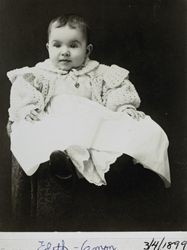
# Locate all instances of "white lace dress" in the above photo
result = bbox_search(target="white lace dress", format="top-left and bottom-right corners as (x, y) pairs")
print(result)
(10, 67), (170, 187)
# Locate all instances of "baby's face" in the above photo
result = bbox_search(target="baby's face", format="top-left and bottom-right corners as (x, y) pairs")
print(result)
(47, 25), (88, 71)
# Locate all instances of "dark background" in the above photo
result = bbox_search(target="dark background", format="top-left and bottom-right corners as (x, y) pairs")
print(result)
(0, 0), (186, 231)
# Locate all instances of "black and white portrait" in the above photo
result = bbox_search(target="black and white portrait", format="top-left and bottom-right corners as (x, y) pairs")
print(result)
(0, 0), (186, 234)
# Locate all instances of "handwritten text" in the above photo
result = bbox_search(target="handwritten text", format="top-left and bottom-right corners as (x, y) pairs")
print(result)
(144, 237), (187, 250)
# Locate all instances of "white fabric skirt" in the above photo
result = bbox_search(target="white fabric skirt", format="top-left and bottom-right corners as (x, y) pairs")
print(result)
(10, 94), (170, 187)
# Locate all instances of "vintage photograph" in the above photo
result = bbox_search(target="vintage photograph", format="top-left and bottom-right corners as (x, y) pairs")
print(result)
(0, 0), (186, 232)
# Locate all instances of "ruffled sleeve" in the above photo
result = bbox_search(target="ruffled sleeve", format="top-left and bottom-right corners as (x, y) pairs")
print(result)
(102, 64), (141, 111)
(7, 67), (31, 83)
(103, 64), (129, 88)
(7, 67), (45, 122)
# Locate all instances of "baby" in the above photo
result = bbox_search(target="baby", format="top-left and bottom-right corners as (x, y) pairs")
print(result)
(7, 14), (171, 187)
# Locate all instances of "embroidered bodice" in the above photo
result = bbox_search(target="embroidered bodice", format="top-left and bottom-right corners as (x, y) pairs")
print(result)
(7, 59), (141, 121)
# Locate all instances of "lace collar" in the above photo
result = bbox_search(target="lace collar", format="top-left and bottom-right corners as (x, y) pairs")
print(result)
(35, 58), (100, 76)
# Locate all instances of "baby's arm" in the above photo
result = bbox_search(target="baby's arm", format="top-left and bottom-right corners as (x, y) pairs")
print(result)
(103, 65), (145, 120)
(115, 79), (145, 120)
(9, 75), (44, 122)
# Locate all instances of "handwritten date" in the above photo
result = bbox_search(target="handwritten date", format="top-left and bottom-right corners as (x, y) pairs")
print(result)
(144, 237), (187, 250)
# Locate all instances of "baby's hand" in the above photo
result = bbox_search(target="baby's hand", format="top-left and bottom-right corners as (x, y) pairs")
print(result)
(25, 109), (41, 122)
(125, 108), (145, 121)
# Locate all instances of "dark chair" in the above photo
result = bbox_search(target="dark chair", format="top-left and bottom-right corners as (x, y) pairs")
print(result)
(11, 154), (78, 230)
(8, 121), (77, 230)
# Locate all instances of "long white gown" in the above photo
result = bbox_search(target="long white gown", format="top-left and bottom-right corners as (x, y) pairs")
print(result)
(10, 93), (170, 187)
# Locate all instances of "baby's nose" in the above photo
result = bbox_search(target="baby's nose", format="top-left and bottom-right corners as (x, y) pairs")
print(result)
(60, 46), (70, 56)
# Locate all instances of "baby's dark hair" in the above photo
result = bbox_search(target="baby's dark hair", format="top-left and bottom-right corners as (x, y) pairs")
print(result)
(48, 14), (91, 44)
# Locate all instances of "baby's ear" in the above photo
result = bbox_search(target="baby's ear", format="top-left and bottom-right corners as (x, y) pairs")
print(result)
(46, 43), (49, 50)
(86, 44), (93, 56)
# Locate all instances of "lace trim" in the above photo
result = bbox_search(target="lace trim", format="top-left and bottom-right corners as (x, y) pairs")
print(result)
(35, 58), (100, 76)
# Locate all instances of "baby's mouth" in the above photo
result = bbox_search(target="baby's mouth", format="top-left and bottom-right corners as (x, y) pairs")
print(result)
(59, 59), (71, 63)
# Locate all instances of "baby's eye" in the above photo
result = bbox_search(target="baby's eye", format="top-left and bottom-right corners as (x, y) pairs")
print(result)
(70, 43), (79, 48)
(52, 42), (61, 48)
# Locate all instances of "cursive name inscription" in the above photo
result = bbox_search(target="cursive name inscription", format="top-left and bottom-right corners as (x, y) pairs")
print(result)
(37, 239), (117, 250)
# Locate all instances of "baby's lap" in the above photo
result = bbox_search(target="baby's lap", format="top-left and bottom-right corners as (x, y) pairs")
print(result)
(50, 94), (112, 114)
